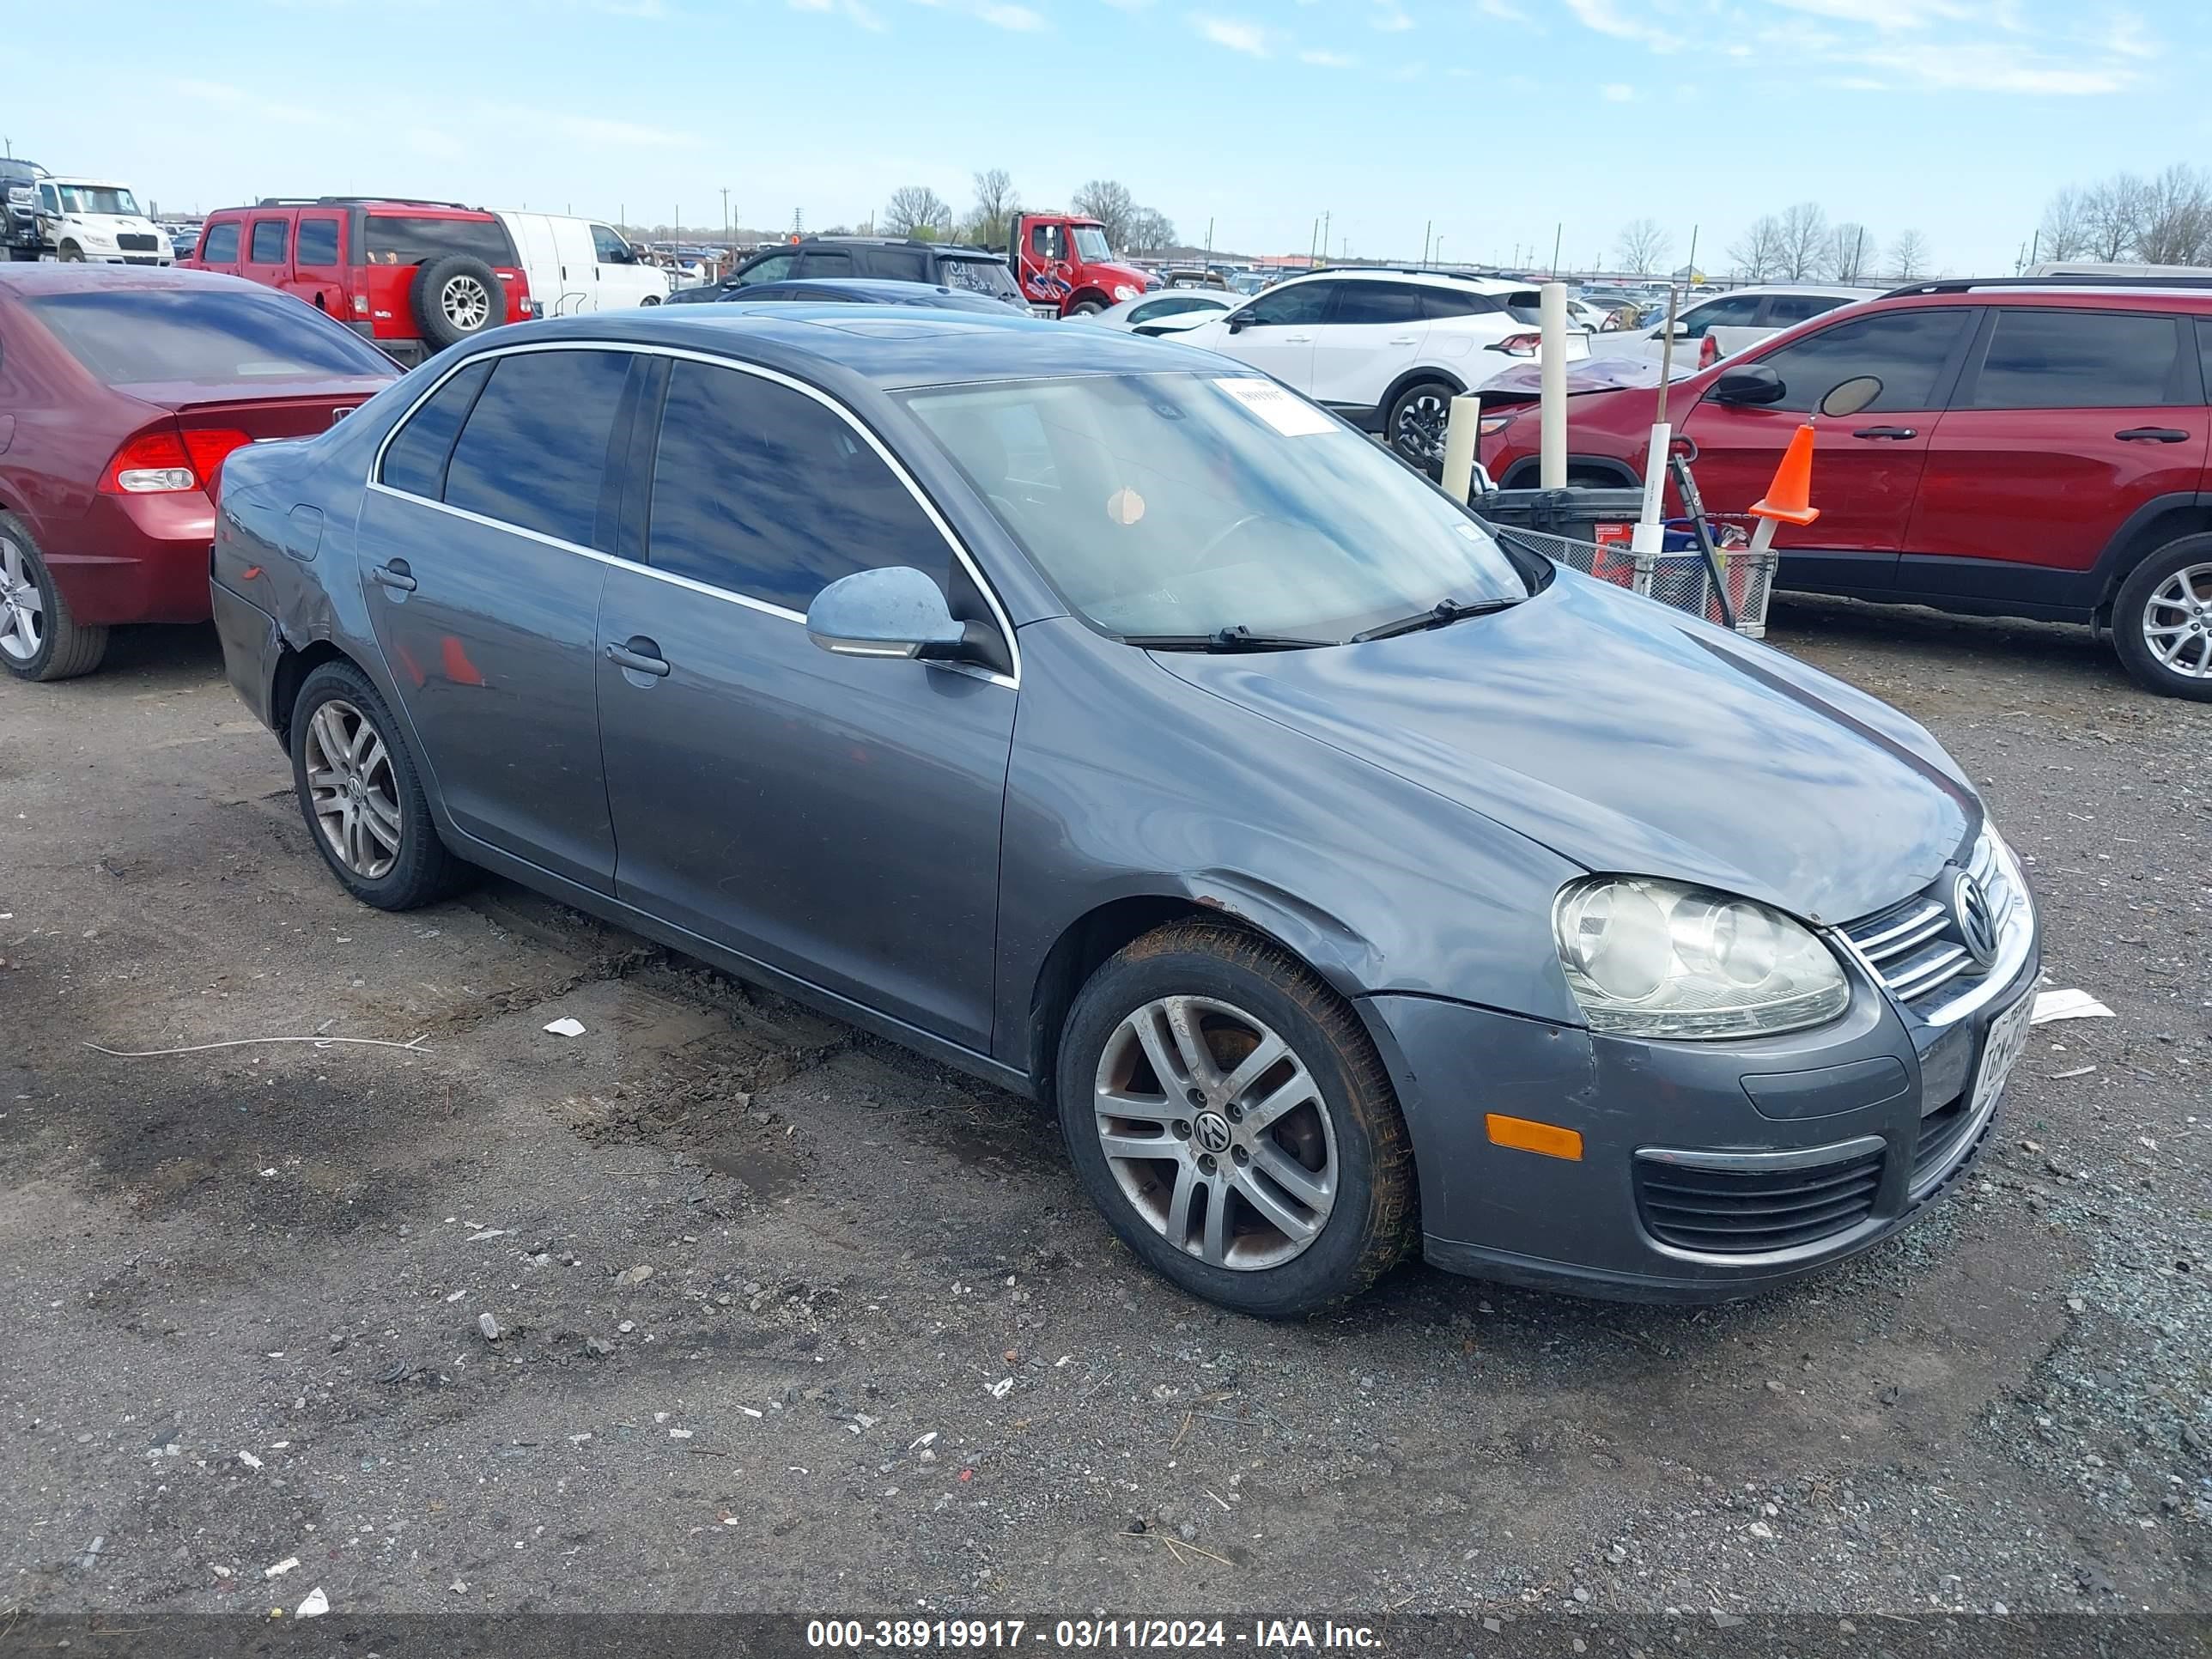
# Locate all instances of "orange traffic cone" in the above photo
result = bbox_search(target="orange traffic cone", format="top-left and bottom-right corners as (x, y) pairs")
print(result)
(1749, 422), (1820, 527)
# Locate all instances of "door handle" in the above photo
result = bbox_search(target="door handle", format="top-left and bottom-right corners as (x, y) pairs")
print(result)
(1851, 426), (1918, 441)
(605, 636), (670, 678)
(371, 559), (416, 592)
(2116, 426), (2191, 443)
(1387, 334), (1419, 345)
(1283, 333), (1313, 343)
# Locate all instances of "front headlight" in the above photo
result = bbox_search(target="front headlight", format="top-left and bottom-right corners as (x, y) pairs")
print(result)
(1113, 283), (1138, 301)
(1553, 877), (1849, 1040)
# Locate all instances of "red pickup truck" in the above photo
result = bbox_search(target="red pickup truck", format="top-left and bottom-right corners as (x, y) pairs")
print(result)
(1010, 212), (1155, 318)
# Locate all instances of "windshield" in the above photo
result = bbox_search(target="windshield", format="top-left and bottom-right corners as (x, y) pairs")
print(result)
(1071, 225), (1114, 264)
(898, 372), (1532, 642)
(59, 185), (141, 217)
(29, 288), (397, 386)
(939, 256), (1023, 302)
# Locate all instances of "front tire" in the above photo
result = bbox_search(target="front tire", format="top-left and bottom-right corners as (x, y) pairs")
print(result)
(289, 660), (468, 908)
(57, 242), (85, 263)
(1067, 298), (1105, 317)
(1054, 921), (1415, 1317)
(0, 513), (108, 681)
(2112, 533), (2212, 702)
(1387, 379), (1459, 477)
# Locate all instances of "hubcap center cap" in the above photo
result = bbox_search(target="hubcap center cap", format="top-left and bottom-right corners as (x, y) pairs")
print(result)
(1192, 1111), (1234, 1156)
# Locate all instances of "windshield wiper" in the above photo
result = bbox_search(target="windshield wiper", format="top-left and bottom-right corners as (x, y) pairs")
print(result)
(1352, 596), (1522, 643)
(1125, 624), (1338, 653)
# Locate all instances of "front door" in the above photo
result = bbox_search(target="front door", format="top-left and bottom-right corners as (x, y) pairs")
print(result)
(1680, 305), (1976, 595)
(1197, 280), (1333, 395)
(593, 356), (1016, 1048)
(358, 345), (638, 890)
(1308, 280), (1427, 413)
(1900, 306), (2212, 605)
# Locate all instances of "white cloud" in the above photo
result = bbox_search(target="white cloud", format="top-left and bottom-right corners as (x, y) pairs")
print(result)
(975, 1), (1044, 26)
(1560, 0), (1680, 51)
(1474, 0), (1529, 21)
(1189, 14), (1270, 54)
(1299, 47), (1356, 65)
(1370, 0), (1413, 32)
(1600, 82), (1635, 100)
(1756, 0), (1975, 28)
(789, 0), (886, 28)
(1854, 39), (2136, 94)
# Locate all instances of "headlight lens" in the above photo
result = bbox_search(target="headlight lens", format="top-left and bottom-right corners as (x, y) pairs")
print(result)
(1113, 283), (1137, 301)
(1553, 877), (1849, 1039)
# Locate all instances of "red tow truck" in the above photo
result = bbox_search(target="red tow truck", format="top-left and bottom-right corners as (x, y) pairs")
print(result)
(1009, 211), (1157, 317)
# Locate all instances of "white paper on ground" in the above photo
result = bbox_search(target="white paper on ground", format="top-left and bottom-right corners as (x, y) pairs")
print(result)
(2032, 989), (2114, 1024)
(542, 1018), (587, 1037)
(296, 1586), (330, 1619)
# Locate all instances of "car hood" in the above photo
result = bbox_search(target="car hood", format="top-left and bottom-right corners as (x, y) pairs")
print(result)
(1151, 571), (1976, 927)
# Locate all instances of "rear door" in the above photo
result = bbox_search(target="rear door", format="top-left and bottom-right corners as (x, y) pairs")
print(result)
(793, 247), (857, 279)
(1899, 306), (2210, 605)
(243, 215), (291, 292)
(290, 212), (347, 316)
(358, 346), (638, 890)
(1680, 305), (1976, 594)
(1308, 281), (1426, 413)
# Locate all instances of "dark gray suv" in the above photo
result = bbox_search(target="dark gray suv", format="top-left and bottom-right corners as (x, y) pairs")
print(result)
(207, 307), (2039, 1316)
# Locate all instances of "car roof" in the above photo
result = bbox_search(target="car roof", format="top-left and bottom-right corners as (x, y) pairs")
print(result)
(1692, 283), (1884, 301)
(500, 306), (1229, 392)
(0, 263), (268, 299)
(1272, 268), (1532, 295)
(735, 278), (1014, 311)
(1864, 279), (2212, 316)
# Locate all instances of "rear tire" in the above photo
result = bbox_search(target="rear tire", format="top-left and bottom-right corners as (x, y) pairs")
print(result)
(0, 513), (109, 682)
(1387, 378), (1459, 477)
(289, 660), (470, 908)
(410, 254), (506, 352)
(2112, 533), (2212, 702)
(1054, 920), (1415, 1317)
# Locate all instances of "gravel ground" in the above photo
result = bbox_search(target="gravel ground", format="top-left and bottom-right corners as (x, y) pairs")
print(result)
(2, 599), (2207, 1620)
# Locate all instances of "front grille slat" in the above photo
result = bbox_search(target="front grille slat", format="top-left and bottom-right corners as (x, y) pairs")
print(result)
(116, 232), (160, 251)
(1638, 1148), (1883, 1255)
(1842, 830), (2024, 1020)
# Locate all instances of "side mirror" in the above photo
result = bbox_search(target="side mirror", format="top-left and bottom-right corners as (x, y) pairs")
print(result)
(1819, 374), (1883, 420)
(806, 565), (981, 664)
(1226, 310), (1257, 332)
(1708, 364), (1787, 406)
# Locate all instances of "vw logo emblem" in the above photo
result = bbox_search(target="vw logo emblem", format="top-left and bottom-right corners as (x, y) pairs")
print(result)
(1947, 870), (1999, 968)
(1193, 1112), (1234, 1155)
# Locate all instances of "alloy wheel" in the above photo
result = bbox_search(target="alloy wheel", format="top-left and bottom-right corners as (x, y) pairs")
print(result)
(1092, 994), (1338, 1271)
(1394, 392), (1449, 467)
(2143, 562), (2212, 679)
(0, 536), (44, 663)
(303, 699), (404, 879)
(441, 276), (492, 332)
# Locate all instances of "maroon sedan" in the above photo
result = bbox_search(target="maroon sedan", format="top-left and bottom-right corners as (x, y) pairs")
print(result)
(0, 264), (397, 680)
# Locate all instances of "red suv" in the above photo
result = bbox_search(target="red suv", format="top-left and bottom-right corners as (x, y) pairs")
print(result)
(185, 198), (532, 368)
(1480, 277), (2212, 700)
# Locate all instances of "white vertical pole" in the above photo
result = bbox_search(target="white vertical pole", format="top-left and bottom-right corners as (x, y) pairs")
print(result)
(1539, 281), (1568, 490)
(1632, 286), (1684, 558)
(1441, 392), (1482, 504)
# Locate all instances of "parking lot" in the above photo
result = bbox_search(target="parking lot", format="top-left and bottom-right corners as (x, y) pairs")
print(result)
(3, 600), (2208, 1618)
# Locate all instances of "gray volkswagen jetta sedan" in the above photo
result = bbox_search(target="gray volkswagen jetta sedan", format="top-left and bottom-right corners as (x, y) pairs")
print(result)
(208, 307), (2039, 1317)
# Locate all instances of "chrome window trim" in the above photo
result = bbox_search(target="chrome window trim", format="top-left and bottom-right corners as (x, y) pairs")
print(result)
(366, 336), (1020, 690)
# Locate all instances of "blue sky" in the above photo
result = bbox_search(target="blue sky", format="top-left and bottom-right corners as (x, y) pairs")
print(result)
(6, 1), (2203, 272)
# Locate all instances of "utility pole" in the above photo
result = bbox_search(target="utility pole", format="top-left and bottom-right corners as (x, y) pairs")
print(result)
(1551, 221), (1562, 278)
(721, 185), (731, 249)
(1309, 216), (1320, 267)
(1322, 210), (1330, 268)
(1206, 216), (1213, 255)
(1421, 219), (1431, 264)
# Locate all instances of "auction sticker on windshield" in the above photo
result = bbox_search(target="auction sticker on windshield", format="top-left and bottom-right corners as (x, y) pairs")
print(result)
(1214, 377), (1335, 436)
(1970, 988), (2033, 1124)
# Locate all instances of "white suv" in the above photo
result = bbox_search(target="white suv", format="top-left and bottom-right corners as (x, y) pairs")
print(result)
(35, 177), (172, 266)
(1173, 269), (1589, 471)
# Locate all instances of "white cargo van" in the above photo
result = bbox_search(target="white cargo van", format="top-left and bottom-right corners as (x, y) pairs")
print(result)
(493, 211), (669, 314)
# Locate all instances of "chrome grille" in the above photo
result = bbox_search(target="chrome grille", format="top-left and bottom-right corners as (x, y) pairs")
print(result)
(117, 232), (160, 252)
(1839, 829), (2029, 1024)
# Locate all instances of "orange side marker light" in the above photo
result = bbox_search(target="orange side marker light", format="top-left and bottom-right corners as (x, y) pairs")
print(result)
(1485, 1113), (1584, 1161)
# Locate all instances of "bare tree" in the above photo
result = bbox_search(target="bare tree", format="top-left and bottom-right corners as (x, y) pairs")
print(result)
(2135, 164), (2212, 265)
(1125, 206), (1178, 255)
(1777, 202), (1830, 281)
(882, 185), (951, 240)
(1070, 179), (1139, 249)
(1887, 228), (1929, 280)
(1613, 217), (1671, 275)
(2037, 187), (2091, 263)
(1824, 222), (1873, 283)
(966, 168), (1019, 248)
(1728, 215), (1784, 281)
(2081, 174), (2148, 262)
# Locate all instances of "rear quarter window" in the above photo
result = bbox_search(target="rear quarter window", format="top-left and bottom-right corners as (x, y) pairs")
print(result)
(27, 287), (398, 386)
(364, 215), (517, 267)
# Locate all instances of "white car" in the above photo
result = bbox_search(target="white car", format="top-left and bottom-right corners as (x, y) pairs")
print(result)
(1621, 283), (1875, 367)
(35, 178), (171, 265)
(1172, 269), (1590, 471)
(1083, 290), (1241, 336)
(494, 210), (671, 313)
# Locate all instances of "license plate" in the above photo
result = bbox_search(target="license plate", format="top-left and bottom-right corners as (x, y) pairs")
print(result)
(1970, 989), (2034, 1121)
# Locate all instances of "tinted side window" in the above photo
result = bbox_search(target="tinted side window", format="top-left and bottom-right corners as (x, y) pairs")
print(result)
(1756, 308), (1971, 413)
(1421, 288), (1501, 320)
(872, 247), (929, 282)
(647, 361), (946, 612)
(1679, 295), (1762, 337)
(590, 223), (629, 262)
(1968, 309), (2187, 409)
(380, 361), (493, 497)
(443, 350), (633, 547)
(250, 220), (289, 264)
(1764, 293), (1848, 326)
(1328, 283), (1421, 326)
(295, 216), (340, 266)
(793, 249), (854, 277)
(200, 222), (240, 264)
(734, 252), (794, 286)
(1241, 283), (1333, 328)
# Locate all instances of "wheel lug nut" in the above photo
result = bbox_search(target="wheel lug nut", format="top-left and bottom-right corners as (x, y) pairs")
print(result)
(1198, 1152), (1217, 1175)
(1174, 1121), (1192, 1139)
(1231, 1146), (1249, 1167)
(1186, 1088), (1206, 1108)
(1225, 1104), (1243, 1123)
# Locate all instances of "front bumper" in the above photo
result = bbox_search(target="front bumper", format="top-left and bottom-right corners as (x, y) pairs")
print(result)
(1366, 919), (2040, 1304)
